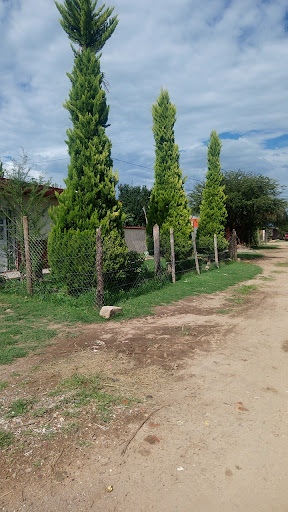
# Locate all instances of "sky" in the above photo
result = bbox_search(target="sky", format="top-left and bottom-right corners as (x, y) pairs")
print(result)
(1, 0), (288, 197)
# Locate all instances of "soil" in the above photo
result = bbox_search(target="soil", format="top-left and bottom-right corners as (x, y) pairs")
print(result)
(1, 243), (288, 511)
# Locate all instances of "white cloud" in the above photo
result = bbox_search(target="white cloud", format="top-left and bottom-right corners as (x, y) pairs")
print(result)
(1, 0), (288, 193)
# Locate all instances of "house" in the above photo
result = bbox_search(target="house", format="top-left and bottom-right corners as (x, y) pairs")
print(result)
(0, 178), (63, 272)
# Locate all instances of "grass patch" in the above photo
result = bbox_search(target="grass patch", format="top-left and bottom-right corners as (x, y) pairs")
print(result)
(226, 283), (258, 306)
(275, 261), (288, 267)
(113, 261), (262, 320)
(226, 297), (244, 304)
(238, 252), (265, 260)
(32, 407), (48, 418)
(217, 309), (230, 314)
(237, 284), (258, 294)
(0, 305), (58, 365)
(49, 373), (125, 421)
(251, 244), (280, 250)
(7, 398), (34, 418)
(272, 270), (286, 274)
(0, 381), (8, 390)
(0, 430), (14, 448)
(0, 261), (262, 365)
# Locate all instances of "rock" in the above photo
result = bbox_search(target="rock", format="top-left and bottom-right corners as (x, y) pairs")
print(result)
(144, 435), (160, 445)
(5, 309), (13, 313)
(99, 306), (123, 319)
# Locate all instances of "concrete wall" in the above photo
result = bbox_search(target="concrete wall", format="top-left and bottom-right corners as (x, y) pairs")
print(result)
(124, 227), (147, 253)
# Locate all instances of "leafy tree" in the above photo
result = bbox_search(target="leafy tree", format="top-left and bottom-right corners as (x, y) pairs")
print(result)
(188, 169), (287, 245)
(0, 152), (51, 239)
(223, 170), (287, 244)
(49, 0), (127, 294)
(0, 152), (51, 274)
(146, 89), (192, 258)
(197, 131), (227, 251)
(118, 184), (151, 226)
(0, 160), (4, 178)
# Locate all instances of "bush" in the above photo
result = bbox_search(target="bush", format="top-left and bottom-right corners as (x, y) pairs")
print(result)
(48, 228), (147, 296)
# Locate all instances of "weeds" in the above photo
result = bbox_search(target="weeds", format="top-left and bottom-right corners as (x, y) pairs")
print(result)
(7, 398), (34, 418)
(0, 430), (14, 448)
(49, 373), (122, 421)
(0, 381), (8, 390)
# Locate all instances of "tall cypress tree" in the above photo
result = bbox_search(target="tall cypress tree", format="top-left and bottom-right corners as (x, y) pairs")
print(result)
(147, 89), (192, 257)
(197, 130), (227, 250)
(49, 0), (126, 294)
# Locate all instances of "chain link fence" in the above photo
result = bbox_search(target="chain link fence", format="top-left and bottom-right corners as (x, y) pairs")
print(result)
(0, 223), (234, 307)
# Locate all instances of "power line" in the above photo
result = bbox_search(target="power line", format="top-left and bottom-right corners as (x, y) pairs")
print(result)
(8, 155), (155, 171)
(1, 154), (203, 183)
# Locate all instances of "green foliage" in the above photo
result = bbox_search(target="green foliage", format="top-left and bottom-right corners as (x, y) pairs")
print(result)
(49, 3), (126, 292)
(7, 398), (33, 417)
(55, 0), (118, 52)
(0, 430), (14, 448)
(224, 170), (287, 245)
(147, 89), (192, 258)
(48, 229), (97, 295)
(197, 131), (227, 251)
(0, 152), (52, 275)
(48, 228), (145, 296)
(189, 170), (287, 246)
(0, 160), (4, 178)
(50, 372), (121, 420)
(118, 184), (151, 226)
(103, 235), (147, 289)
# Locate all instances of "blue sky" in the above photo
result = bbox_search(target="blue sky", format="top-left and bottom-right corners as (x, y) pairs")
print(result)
(1, 0), (288, 196)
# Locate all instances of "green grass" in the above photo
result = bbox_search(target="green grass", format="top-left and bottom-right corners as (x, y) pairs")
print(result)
(0, 381), (8, 390)
(251, 244), (280, 250)
(237, 284), (258, 294)
(113, 261), (262, 320)
(0, 261), (262, 365)
(275, 261), (288, 267)
(0, 430), (14, 448)
(49, 373), (126, 421)
(238, 252), (265, 260)
(6, 398), (34, 418)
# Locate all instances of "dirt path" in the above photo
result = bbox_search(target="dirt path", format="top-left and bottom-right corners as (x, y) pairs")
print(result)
(1, 243), (288, 511)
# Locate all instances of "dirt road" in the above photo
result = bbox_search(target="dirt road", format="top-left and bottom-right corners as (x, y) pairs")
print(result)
(1, 243), (288, 511)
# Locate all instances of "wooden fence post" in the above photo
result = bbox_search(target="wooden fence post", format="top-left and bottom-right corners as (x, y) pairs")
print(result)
(192, 230), (200, 275)
(229, 229), (238, 261)
(214, 234), (219, 268)
(22, 216), (33, 295)
(170, 228), (176, 284)
(96, 226), (104, 308)
(153, 224), (161, 278)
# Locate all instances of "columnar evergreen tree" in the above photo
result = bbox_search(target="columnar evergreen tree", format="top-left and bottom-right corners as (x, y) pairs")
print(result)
(49, 0), (127, 293)
(147, 89), (192, 258)
(197, 130), (227, 250)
